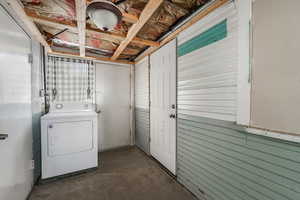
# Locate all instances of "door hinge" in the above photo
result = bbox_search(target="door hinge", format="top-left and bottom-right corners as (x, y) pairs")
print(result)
(39, 89), (45, 97)
(29, 160), (35, 170)
(28, 54), (33, 64)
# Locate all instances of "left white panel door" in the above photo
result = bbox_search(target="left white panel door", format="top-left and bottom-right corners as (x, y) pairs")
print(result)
(95, 63), (131, 151)
(0, 5), (33, 200)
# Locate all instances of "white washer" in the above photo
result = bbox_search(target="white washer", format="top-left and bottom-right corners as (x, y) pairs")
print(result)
(41, 103), (98, 179)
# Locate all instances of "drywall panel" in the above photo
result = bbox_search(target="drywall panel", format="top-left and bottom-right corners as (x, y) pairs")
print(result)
(251, 0), (300, 134)
(0, 4), (33, 200)
(134, 57), (150, 154)
(177, 2), (238, 122)
(95, 63), (131, 151)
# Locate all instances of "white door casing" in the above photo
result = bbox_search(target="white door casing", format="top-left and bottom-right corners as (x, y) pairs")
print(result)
(0, 5), (33, 200)
(95, 63), (131, 151)
(150, 40), (177, 174)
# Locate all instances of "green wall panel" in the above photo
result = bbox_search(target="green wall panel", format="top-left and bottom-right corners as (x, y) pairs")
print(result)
(178, 19), (227, 57)
(177, 114), (300, 200)
(135, 108), (150, 154)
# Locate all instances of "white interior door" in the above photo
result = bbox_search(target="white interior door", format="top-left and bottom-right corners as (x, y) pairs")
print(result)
(150, 40), (176, 174)
(0, 5), (33, 200)
(95, 63), (131, 151)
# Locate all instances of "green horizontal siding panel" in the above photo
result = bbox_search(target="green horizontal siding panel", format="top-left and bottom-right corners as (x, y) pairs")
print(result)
(178, 19), (227, 57)
(177, 114), (300, 200)
(135, 108), (150, 154)
(32, 112), (42, 182)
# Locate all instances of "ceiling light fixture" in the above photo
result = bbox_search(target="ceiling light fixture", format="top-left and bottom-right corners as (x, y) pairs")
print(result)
(86, 0), (122, 31)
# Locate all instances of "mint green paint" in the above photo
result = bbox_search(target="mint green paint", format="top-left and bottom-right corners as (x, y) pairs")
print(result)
(32, 112), (42, 182)
(135, 108), (150, 154)
(177, 114), (300, 200)
(178, 19), (227, 57)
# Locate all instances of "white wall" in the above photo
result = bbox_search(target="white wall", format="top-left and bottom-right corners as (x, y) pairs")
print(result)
(135, 57), (149, 110)
(0, 2), (37, 199)
(95, 62), (132, 151)
(237, 0), (251, 126)
(177, 2), (238, 122)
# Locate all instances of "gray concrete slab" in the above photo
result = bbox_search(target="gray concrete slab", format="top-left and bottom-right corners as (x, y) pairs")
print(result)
(29, 146), (196, 200)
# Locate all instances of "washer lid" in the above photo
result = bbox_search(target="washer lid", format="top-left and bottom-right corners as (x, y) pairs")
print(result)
(49, 103), (93, 113)
(41, 111), (97, 120)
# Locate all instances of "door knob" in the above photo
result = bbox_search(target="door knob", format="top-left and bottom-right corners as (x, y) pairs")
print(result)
(0, 134), (8, 140)
(169, 114), (176, 118)
(96, 109), (101, 114)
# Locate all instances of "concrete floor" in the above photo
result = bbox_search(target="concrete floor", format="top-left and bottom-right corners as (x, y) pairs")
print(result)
(29, 146), (196, 200)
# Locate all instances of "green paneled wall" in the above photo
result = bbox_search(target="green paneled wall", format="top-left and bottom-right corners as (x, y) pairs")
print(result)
(135, 108), (150, 154)
(177, 114), (300, 200)
(32, 113), (42, 182)
(178, 19), (227, 57)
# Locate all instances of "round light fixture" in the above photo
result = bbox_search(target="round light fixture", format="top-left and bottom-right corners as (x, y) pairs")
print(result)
(87, 0), (122, 31)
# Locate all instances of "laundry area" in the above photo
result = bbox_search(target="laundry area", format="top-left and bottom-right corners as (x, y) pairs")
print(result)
(0, 0), (300, 200)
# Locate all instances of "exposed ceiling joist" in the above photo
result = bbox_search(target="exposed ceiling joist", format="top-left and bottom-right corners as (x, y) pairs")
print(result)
(6, 0), (51, 52)
(25, 9), (159, 47)
(122, 12), (138, 24)
(50, 50), (134, 65)
(75, 0), (86, 56)
(135, 0), (229, 62)
(32, 17), (119, 43)
(111, 0), (163, 60)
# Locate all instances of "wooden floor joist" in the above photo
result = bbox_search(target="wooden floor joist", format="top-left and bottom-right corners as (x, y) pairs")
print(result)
(75, 0), (86, 56)
(50, 50), (134, 65)
(135, 0), (229, 62)
(10, 0), (227, 63)
(122, 12), (139, 24)
(25, 9), (159, 47)
(111, 0), (163, 60)
(6, 0), (51, 52)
